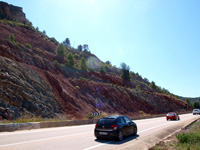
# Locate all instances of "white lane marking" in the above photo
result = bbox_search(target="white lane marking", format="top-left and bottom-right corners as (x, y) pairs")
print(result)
(0, 131), (92, 148)
(83, 141), (114, 150)
(83, 122), (174, 150)
(137, 122), (172, 134)
(0, 124), (95, 136)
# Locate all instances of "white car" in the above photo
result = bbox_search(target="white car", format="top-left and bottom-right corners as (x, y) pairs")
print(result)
(193, 109), (200, 115)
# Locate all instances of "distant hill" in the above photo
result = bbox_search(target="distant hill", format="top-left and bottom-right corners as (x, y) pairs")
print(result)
(0, 2), (192, 121)
(179, 96), (200, 105)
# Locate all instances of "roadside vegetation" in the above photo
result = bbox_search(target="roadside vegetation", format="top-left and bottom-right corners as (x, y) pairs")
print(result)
(151, 119), (200, 150)
(175, 120), (200, 150)
(0, 114), (70, 124)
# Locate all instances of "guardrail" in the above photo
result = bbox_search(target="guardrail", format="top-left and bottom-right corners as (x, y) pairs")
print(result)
(0, 119), (97, 132)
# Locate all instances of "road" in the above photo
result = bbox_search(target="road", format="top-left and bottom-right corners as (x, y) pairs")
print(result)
(0, 113), (199, 150)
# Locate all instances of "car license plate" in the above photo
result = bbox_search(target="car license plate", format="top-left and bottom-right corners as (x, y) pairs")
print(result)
(99, 132), (107, 135)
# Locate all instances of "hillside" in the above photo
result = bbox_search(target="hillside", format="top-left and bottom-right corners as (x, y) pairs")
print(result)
(0, 2), (191, 121)
(179, 96), (200, 105)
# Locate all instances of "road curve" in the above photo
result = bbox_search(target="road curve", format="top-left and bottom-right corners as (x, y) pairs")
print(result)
(0, 113), (199, 150)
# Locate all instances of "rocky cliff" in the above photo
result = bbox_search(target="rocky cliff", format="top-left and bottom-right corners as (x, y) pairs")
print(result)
(0, 1), (28, 23)
(0, 2), (192, 121)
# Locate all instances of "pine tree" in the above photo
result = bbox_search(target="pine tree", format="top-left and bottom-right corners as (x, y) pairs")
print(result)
(120, 62), (131, 81)
(56, 44), (66, 57)
(66, 52), (75, 67)
(150, 81), (156, 89)
(80, 56), (87, 70)
(193, 102), (200, 109)
(77, 45), (83, 51)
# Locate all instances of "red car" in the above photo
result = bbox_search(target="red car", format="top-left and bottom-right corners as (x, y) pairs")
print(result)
(166, 112), (180, 121)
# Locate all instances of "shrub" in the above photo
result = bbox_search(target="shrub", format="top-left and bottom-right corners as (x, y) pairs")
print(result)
(99, 65), (105, 73)
(87, 113), (93, 119)
(49, 37), (58, 45)
(74, 54), (80, 59)
(8, 34), (15, 43)
(25, 43), (32, 49)
(80, 77), (88, 81)
(75, 86), (80, 90)
(54, 60), (58, 64)
(176, 132), (200, 144)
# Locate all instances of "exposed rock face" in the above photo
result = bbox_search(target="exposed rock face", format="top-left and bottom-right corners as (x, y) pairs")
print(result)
(0, 1), (28, 23)
(0, 56), (63, 120)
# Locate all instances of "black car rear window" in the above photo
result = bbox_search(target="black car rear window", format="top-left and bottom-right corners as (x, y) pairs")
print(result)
(98, 118), (115, 125)
(167, 113), (174, 115)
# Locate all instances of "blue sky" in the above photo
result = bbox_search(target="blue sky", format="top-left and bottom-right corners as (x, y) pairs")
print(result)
(3, 0), (200, 97)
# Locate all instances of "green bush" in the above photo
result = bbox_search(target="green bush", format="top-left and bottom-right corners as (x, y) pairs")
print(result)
(49, 37), (58, 45)
(176, 132), (200, 144)
(25, 43), (32, 49)
(74, 54), (80, 59)
(54, 60), (58, 64)
(99, 65), (105, 73)
(8, 34), (15, 43)
(75, 85), (80, 90)
(80, 77), (88, 81)
(87, 113), (93, 119)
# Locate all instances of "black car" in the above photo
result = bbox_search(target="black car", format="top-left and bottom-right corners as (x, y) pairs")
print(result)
(94, 115), (137, 141)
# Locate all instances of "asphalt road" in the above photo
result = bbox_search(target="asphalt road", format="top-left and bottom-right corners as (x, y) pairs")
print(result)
(0, 113), (199, 150)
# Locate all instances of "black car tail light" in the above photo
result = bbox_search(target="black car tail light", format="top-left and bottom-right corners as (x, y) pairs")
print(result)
(111, 125), (118, 130)
(95, 124), (98, 128)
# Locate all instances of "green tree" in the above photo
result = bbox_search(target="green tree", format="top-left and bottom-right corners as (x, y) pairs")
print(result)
(42, 30), (46, 36)
(63, 38), (71, 47)
(105, 61), (112, 65)
(99, 65), (105, 73)
(83, 44), (89, 52)
(8, 34), (15, 43)
(150, 81), (156, 89)
(184, 98), (193, 107)
(193, 102), (200, 109)
(144, 78), (149, 83)
(185, 98), (191, 105)
(66, 52), (75, 67)
(80, 56), (87, 70)
(77, 45), (83, 51)
(56, 44), (66, 57)
(120, 62), (131, 81)
(36, 27), (39, 32)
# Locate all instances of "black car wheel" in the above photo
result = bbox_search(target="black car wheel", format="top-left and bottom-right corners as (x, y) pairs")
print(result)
(133, 126), (137, 136)
(117, 131), (123, 141)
